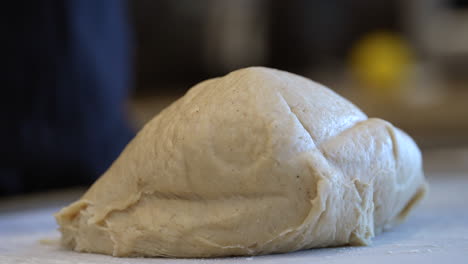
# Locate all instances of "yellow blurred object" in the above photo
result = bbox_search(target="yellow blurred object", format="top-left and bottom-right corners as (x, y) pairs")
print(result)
(350, 31), (413, 95)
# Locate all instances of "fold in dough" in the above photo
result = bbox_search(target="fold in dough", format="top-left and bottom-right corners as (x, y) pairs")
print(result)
(56, 67), (427, 257)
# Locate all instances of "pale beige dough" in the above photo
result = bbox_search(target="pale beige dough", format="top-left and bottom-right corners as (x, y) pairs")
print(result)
(55, 67), (427, 257)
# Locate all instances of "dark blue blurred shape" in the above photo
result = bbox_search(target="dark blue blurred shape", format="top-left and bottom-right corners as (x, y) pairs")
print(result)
(1, 0), (134, 196)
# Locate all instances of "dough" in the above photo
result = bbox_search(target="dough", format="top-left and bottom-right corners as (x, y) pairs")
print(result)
(55, 67), (427, 257)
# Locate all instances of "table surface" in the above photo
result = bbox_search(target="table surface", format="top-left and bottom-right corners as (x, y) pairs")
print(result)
(1, 170), (468, 263)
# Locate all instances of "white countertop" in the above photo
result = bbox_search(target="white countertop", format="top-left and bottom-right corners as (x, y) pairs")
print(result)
(1, 172), (467, 264)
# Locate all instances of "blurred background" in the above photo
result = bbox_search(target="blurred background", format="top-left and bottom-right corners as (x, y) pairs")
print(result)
(2, 0), (468, 196)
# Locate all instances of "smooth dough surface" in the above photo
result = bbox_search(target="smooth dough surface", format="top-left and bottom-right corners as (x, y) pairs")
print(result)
(55, 67), (427, 257)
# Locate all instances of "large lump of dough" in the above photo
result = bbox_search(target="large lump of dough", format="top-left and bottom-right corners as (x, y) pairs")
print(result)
(55, 67), (427, 257)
